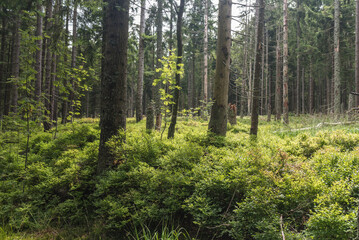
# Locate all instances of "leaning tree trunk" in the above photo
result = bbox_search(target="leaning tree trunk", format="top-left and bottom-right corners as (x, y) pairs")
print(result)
(168, 0), (184, 139)
(98, 0), (129, 174)
(208, 0), (232, 136)
(282, 0), (289, 124)
(136, 0), (145, 123)
(250, 0), (265, 136)
(334, 0), (341, 117)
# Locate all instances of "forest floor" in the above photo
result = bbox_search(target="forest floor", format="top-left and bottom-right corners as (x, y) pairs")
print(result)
(1, 114), (359, 239)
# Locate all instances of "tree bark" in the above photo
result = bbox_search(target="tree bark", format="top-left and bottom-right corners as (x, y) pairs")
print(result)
(275, 26), (282, 121)
(34, 4), (43, 107)
(136, 0), (145, 122)
(282, 0), (289, 124)
(10, 15), (21, 114)
(208, 0), (232, 136)
(356, 0), (359, 106)
(98, 0), (129, 174)
(154, 0), (163, 131)
(168, 0), (184, 139)
(309, 60), (314, 114)
(203, 0), (209, 105)
(0, 9), (7, 118)
(69, 1), (78, 121)
(334, 0), (341, 116)
(250, 0), (265, 136)
(61, 0), (70, 124)
(296, 0), (301, 115)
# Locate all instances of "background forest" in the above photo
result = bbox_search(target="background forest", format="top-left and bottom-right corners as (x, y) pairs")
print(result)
(2, 0), (359, 239)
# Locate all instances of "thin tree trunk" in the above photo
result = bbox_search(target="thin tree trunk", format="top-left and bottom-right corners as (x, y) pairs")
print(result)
(296, 0), (301, 115)
(208, 0), (232, 136)
(168, 0), (184, 139)
(356, 0), (359, 106)
(250, 0), (265, 136)
(10, 15), (21, 114)
(275, 26), (282, 121)
(69, 1), (78, 120)
(43, 0), (53, 131)
(155, 0), (163, 131)
(61, 0), (70, 124)
(309, 60), (313, 114)
(98, 0), (129, 174)
(260, 24), (265, 116)
(0, 10), (7, 118)
(203, 0), (209, 106)
(136, 0), (145, 122)
(266, 29), (271, 122)
(34, 4), (43, 109)
(302, 68), (305, 113)
(334, 0), (341, 116)
(282, 0), (289, 124)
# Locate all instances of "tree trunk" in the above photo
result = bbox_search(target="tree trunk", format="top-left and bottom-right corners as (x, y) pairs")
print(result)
(309, 60), (314, 114)
(34, 4), (43, 109)
(208, 0), (232, 136)
(356, 0), (359, 106)
(136, 0), (145, 122)
(296, 0), (301, 115)
(302, 68), (305, 113)
(43, 0), (53, 131)
(250, 0), (265, 136)
(0, 9), (7, 118)
(266, 30), (271, 122)
(334, 0), (341, 116)
(282, 0), (289, 124)
(275, 26), (282, 121)
(154, 0), (163, 131)
(10, 15), (21, 114)
(61, 0), (70, 124)
(203, 0), (209, 106)
(168, 0), (184, 139)
(69, 1), (78, 121)
(98, 0), (129, 174)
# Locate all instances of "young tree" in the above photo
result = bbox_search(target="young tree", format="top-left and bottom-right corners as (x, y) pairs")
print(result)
(208, 0), (231, 136)
(98, 0), (129, 174)
(168, 0), (185, 139)
(250, 0), (265, 136)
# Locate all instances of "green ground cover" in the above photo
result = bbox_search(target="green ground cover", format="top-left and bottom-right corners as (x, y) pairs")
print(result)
(1, 115), (359, 239)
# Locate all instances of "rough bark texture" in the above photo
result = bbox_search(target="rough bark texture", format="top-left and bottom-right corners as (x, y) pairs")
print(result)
(61, 1), (69, 124)
(98, 0), (129, 174)
(136, 0), (145, 123)
(334, 0), (341, 116)
(282, 0), (289, 124)
(275, 26), (282, 121)
(168, 0), (184, 139)
(208, 0), (232, 136)
(250, 0), (265, 136)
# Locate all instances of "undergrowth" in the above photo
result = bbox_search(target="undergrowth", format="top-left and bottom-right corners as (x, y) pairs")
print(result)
(1, 115), (359, 239)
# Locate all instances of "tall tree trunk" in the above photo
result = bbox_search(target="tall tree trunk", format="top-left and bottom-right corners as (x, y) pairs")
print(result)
(282, 0), (289, 124)
(203, 0), (209, 106)
(0, 9), (7, 118)
(168, 0), (184, 139)
(69, 1), (78, 121)
(260, 25), (265, 116)
(309, 60), (313, 114)
(296, 0), (301, 115)
(208, 0), (232, 136)
(43, 0), (53, 131)
(61, 0), (70, 124)
(10, 15), (21, 114)
(34, 4), (43, 110)
(98, 0), (129, 174)
(302, 67), (305, 113)
(266, 29), (271, 122)
(356, 0), (359, 106)
(136, 0), (145, 122)
(334, 0), (341, 116)
(154, 0), (163, 131)
(275, 26), (282, 121)
(250, 0), (265, 136)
